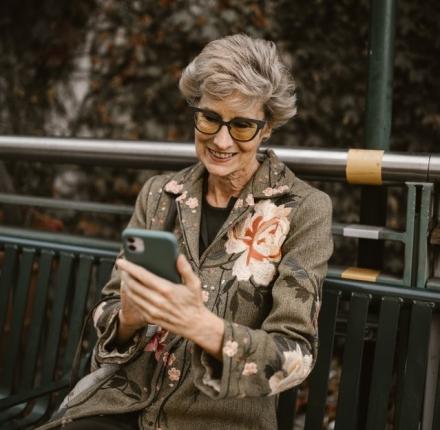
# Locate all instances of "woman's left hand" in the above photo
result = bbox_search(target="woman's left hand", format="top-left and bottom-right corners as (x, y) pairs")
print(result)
(116, 254), (225, 359)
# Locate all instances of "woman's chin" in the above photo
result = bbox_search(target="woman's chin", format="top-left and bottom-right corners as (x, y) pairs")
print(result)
(198, 150), (233, 173)
(204, 158), (236, 178)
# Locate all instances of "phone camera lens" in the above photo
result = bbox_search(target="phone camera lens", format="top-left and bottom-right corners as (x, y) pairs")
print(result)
(128, 244), (136, 252)
(127, 237), (135, 243)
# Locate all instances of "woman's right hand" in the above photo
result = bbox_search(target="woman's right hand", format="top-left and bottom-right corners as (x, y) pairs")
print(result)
(116, 275), (148, 345)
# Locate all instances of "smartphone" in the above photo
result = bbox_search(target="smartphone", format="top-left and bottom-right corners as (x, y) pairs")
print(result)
(122, 228), (180, 284)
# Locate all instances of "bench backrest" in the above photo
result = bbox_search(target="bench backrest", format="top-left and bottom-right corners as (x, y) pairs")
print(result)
(1, 234), (439, 430)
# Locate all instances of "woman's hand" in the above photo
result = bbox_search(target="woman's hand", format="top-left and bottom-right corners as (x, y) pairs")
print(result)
(116, 254), (225, 360)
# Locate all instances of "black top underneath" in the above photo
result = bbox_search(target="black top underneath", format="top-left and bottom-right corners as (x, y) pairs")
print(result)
(199, 188), (236, 257)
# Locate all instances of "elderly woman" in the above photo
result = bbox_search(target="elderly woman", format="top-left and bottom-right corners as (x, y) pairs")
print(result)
(40, 34), (333, 430)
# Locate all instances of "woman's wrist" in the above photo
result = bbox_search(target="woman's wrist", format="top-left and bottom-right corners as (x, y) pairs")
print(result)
(115, 309), (140, 345)
(187, 308), (225, 361)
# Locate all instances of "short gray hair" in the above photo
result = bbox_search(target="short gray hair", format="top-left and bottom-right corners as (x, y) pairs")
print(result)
(179, 34), (297, 129)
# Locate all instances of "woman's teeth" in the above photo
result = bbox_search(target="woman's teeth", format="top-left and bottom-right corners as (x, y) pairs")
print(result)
(209, 148), (235, 159)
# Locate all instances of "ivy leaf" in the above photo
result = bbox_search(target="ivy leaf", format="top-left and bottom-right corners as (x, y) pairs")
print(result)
(107, 376), (127, 389)
(126, 392), (141, 401)
(128, 381), (142, 396)
(294, 286), (313, 303)
(230, 291), (239, 318)
(238, 288), (253, 302)
(222, 278), (235, 294)
(208, 248), (226, 260)
(284, 257), (309, 280)
(253, 289), (262, 307)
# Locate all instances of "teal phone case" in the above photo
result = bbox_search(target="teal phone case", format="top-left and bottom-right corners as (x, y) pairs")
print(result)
(122, 228), (180, 284)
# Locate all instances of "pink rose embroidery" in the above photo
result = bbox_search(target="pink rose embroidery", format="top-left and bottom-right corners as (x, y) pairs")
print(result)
(202, 290), (209, 303)
(168, 367), (181, 381)
(223, 340), (239, 357)
(165, 180), (183, 194)
(162, 352), (176, 366)
(268, 345), (313, 394)
(144, 327), (169, 361)
(262, 185), (290, 197)
(176, 190), (188, 203)
(242, 362), (258, 376)
(245, 194), (255, 207)
(225, 200), (292, 286)
(234, 199), (244, 209)
(185, 197), (199, 209)
(262, 187), (275, 197)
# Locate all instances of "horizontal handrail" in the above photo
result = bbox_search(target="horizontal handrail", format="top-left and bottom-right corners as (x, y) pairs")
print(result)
(1, 136), (440, 183)
(0, 193), (133, 215)
(325, 278), (440, 302)
(0, 226), (120, 257)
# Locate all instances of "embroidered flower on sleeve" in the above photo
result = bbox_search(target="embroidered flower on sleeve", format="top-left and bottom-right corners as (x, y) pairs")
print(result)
(245, 194), (255, 207)
(235, 199), (244, 209)
(262, 187), (275, 197)
(225, 200), (292, 286)
(185, 197), (199, 209)
(262, 185), (290, 197)
(202, 290), (210, 303)
(165, 180), (183, 194)
(144, 327), (169, 361)
(176, 190), (188, 203)
(168, 367), (181, 381)
(162, 352), (177, 367)
(268, 344), (313, 394)
(223, 340), (239, 357)
(242, 362), (258, 376)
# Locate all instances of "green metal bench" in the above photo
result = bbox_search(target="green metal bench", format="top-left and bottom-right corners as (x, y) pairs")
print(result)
(0, 228), (118, 430)
(1, 228), (439, 430)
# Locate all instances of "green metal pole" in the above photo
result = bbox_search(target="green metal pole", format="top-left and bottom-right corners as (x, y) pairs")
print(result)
(358, 0), (397, 270)
(364, 0), (396, 150)
(358, 3), (397, 427)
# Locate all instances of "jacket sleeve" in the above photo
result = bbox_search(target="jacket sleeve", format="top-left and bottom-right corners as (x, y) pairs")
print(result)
(91, 176), (159, 368)
(191, 190), (333, 398)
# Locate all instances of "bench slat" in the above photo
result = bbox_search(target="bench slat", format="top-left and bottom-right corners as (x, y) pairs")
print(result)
(2, 249), (35, 395)
(20, 251), (54, 391)
(433, 358), (440, 430)
(366, 297), (401, 430)
(334, 292), (370, 430)
(0, 246), (18, 341)
(62, 255), (93, 374)
(397, 302), (433, 429)
(305, 288), (341, 430)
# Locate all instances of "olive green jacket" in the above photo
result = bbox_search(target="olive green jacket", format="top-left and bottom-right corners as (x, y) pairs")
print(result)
(39, 149), (333, 430)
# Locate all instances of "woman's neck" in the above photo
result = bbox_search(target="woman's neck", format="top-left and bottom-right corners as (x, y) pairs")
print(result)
(206, 158), (260, 207)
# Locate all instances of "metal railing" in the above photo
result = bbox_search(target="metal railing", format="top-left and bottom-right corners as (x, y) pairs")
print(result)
(0, 136), (439, 290)
(1, 136), (440, 182)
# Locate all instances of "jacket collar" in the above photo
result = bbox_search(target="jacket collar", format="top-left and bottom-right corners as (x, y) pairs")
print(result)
(163, 149), (295, 266)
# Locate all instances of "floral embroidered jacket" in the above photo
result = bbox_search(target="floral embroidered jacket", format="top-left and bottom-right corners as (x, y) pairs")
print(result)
(39, 149), (333, 430)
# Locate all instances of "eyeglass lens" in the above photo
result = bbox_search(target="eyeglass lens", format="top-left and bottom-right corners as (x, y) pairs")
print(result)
(194, 111), (259, 142)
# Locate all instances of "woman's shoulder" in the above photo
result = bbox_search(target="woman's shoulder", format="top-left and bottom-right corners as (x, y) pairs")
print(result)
(289, 175), (331, 206)
(137, 163), (202, 199)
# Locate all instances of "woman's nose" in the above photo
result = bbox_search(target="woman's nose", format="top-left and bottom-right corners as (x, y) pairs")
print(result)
(213, 125), (234, 149)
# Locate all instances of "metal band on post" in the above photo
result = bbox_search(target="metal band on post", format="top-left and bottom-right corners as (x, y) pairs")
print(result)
(341, 267), (381, 282)
(346, 149), (384, 185)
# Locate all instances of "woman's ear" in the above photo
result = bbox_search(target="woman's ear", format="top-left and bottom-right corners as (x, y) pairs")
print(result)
(261, 125), (272, 142)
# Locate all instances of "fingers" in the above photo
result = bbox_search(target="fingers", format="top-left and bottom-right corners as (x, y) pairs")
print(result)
(121, 270), (166, 309)
(117, 258), (174, 294)
(177, 254), (201, 291)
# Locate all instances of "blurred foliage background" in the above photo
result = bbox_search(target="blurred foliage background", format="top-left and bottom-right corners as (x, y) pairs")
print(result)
(0, 0), (439, 273)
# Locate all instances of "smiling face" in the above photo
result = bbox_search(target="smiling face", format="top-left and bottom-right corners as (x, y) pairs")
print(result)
(194, 93), (272, 183)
